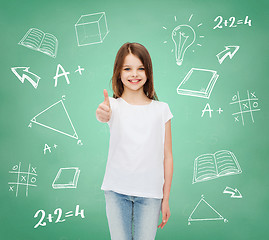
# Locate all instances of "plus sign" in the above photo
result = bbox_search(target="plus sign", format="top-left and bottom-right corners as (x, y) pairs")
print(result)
(47, 214), (54, 222)
(224, 19), (228, 26)
(217, 108), (223, 114)
(75, 66), (85, 75)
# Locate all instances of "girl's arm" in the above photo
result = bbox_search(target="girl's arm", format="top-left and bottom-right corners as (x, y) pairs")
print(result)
(158, 119), (173, 229)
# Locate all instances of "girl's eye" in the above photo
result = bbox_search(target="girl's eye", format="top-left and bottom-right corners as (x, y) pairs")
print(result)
(123, 68), (130, 71)
(139, 68), (145, 70)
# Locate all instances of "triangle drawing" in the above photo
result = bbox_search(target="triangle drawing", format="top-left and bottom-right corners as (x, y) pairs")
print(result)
(30, 99), (79, 140)
(188, 195), (227, 224)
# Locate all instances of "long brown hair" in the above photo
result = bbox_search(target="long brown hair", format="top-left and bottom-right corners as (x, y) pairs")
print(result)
(110, 42), (158, 100)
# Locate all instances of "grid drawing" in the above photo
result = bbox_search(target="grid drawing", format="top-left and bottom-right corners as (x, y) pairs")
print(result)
(230, 90), (260, 126)
(8, 162), (37, 197)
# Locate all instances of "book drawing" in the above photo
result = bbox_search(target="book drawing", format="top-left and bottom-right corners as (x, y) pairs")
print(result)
(177, 68), (219, 99)
(18, 28), (58, 58)
(52, 167), (80, 189)
(192, 150), (242, 184)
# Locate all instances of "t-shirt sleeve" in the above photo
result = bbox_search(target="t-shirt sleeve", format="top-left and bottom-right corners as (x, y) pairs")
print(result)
(164, 103), (173, 123)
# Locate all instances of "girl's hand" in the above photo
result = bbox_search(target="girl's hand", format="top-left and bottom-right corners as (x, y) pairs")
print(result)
(96, 89), (112, 122)
(158, 199), (171, 229)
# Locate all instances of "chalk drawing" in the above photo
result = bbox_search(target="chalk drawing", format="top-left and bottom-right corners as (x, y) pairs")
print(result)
(223, 186), (242, 198)
(188, 195), (227, 225)
(18, 28), (58, 58)
(8, 162), (37, 197)
(75, 12), (109, 46)
(43, 143), (57, 154)
(201, 103), (213, 118)
(163, 14), (204, 65)
(75, 65), (85, 75)
(201, 104), (224, 118)
(217, 108), (223, 114)
(216, 46), (240, 64)
(29, 96), (81, 143)
(177, 68), (219, 99)
(213, 16), (252, 29)
(193, 150), (242, 184)
(171, 24), (196, 66)
(230, 90), (260, 126)
(34, 204), (85, 228)
(11, 67), (40, 89)
(54, 64), (70, 87)
(52, 167), (80, 189)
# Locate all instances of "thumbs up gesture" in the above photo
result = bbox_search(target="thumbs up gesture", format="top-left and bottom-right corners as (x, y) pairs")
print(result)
(96, 89), (112, 123)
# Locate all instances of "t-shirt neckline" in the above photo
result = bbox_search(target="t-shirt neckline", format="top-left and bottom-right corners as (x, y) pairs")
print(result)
(119, 97), (153, 106)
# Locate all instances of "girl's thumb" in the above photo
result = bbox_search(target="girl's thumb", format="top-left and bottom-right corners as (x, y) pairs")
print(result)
(103, 89), (110, 107)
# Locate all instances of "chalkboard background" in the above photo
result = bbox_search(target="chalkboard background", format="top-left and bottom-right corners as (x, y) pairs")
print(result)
(1, 0), (268, 239)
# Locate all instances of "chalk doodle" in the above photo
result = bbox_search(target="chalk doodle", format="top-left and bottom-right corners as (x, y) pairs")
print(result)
(213, 16), (252, 29)
(230, 90), (260, 126)
(216, 46), (240, 64)
(34, 204), (85, 228)
(8, 162), (37, 197)
(18, 28), (58, 58)
(75, 12), (109, 46)
(29, 96), (82, 144)
(43, 143), (57, 154)
(11, 67), (41, 89)
(201, 103), (223, 118)
(162, 14), (204, 66)
(177, 68), (219, 99)
(223, 186), (242, 198)
(192, 150), (242, 184)
(54, 64), (70, 87)
(52, 167), (80, 189)
(188, 195), (227, 225)
(75, 65), (85, 75)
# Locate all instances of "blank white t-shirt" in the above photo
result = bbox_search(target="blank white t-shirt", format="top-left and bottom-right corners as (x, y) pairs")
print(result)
(100, 97), (173, 199)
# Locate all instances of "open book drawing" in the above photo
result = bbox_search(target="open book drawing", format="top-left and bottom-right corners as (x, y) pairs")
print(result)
(192, 150), (242, 184)
(177, 68), (219, 99)
(18, 28), (58, 58)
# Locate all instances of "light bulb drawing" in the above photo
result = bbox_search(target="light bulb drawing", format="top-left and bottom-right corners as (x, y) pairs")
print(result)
(162, 14), (204, 66)
(172, 25), (196, 66)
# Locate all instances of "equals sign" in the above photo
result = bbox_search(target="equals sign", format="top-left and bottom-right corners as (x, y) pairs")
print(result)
(65, 211), (74, 218)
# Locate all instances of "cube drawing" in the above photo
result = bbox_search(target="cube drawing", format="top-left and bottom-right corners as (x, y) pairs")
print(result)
(75, 12), (109, 46)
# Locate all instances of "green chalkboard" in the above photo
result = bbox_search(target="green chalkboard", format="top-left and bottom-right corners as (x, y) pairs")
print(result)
(1, 0), (268, 239)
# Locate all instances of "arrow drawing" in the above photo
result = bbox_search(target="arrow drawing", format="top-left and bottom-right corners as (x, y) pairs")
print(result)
(223, 186), (242, 198)
(216, 46), (240, 64)
(11, 67), (40, 89)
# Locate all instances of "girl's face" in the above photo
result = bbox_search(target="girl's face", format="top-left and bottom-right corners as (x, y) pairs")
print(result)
(120, 53), (147, 94)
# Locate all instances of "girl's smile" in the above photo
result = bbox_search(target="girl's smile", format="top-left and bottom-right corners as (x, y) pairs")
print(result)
(128, 79), (142, 84)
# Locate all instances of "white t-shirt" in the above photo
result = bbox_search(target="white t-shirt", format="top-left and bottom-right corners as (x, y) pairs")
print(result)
(100, 97), (173, 199)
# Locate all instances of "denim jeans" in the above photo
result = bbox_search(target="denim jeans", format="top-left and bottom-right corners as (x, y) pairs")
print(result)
(104, 190), (162, 240)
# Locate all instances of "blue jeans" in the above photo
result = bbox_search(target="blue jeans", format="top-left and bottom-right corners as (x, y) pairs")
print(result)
(104, 190), (162, 240)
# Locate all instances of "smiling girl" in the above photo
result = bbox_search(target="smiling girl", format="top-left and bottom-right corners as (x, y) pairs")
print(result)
(96, 42), (173, 240)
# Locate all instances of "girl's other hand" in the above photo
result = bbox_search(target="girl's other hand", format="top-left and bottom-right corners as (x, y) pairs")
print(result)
(158, 199), (170, 229)
(96, 89), (112, 122)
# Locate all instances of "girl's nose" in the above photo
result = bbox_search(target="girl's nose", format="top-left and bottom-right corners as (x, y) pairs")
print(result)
(131, 70), (138, 77)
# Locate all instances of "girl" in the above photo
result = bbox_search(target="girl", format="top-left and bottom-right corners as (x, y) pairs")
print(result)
(96, 42), (173, 240)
